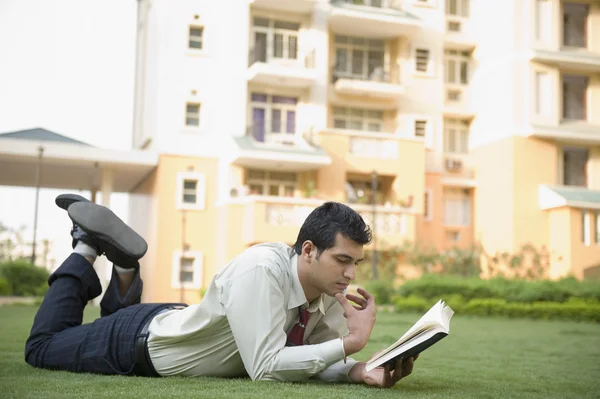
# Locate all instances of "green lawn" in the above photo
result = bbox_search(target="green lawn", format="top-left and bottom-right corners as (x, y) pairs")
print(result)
(1, 305), (599, 399)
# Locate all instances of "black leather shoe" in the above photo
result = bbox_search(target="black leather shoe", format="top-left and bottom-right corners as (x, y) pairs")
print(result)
(55, 193), (90, 210)
(55, 193), (95, 250)
(68, 202), (148, 269)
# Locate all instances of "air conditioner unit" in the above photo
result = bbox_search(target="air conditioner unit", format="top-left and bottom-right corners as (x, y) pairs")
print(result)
(445, 158), (463, 172)
(447, 20), (462, 32)
(229, 184), (249, 198)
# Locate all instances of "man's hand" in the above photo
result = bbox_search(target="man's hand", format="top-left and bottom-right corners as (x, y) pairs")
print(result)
(348, 355), (419, 388)
(335, 288), (376, 355)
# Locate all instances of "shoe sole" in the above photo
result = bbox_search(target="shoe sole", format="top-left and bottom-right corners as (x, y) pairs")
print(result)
(68, 202), (148, 260)
(56, 194), (90, 210)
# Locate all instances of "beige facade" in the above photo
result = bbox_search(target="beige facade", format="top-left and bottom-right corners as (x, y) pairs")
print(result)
(129, 0), (600, 302)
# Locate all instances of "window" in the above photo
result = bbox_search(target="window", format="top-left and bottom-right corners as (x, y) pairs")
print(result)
(443, 188), (471, 226)
(424, 189), (433, 221)
(562, 75), (588, 121)
(247, 169), (297, 197)
(563, 3), (588, 48)
(444, 49), (469, 85)
(252, 17), (299, 63)
(249, 93), (297, 143)
(333, 107), (384, 132)
(172, 251), (203, 289)
(415, 120), (427, 137)
(188, 26), (204, 49)
(185, 103), (200, 127)
(582, 210), (591, 246)
(446, 0), (469, 17)
(535, 72), (552, 117)
(415, 48), (431, 73)
(334, 35), (385, 81)
(176, 172), (206, 210)
(562, 147), (588, 187)
(536, 0), (552, 43)
(444, 118), (469, 154)
(446, 230), (461, 242)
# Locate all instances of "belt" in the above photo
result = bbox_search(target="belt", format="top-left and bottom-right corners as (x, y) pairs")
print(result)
(133, 305), (186, 377)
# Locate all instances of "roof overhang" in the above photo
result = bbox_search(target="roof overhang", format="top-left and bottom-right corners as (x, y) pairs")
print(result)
(0, 138), (158, 192)
(539, 184), (600, 211)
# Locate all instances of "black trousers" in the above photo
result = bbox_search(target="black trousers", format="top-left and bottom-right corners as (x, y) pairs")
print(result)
(24, 253), (183, 376)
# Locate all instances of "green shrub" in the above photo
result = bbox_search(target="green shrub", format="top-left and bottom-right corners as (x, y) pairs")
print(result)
(0, 260), (49, 296)
(398, 275), (503, 301)
(398, 274), (600, 304)
(394, 296), (430, 313)
(0, 277), (10, 295)
(394, 296), (600, 322)
(363, 280), (396, 305)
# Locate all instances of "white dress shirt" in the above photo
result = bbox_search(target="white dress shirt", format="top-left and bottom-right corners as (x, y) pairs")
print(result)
(147, 242), (358, 382)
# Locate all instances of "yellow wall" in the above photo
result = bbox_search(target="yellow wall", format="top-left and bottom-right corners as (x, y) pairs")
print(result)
(151, 154), (220, 304)
(589, 1), (600, 53)
(569, 208), (600, 279)
(589, 74), (600, 125)
(472, 137), (516, 254)
(474, 136), (557, 255)
(416, 172), (444, 249)
(589, 147), (600, 190)
(512, 137), (558, 250)
(547, 207), (572, 279)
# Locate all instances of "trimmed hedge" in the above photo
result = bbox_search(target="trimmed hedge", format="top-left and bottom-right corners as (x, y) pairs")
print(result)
(398, 275), (600, 304)
(394, 296), (600, 323)
(0, 260), (49, 297)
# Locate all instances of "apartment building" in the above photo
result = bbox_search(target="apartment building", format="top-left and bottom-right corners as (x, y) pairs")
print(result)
(129, 0), (600, 303)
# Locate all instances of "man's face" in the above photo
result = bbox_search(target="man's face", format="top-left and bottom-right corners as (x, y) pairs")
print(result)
(306, 233), (364, 297)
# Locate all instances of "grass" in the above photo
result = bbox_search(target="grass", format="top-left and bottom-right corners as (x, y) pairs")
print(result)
(1, 306), (599, 399)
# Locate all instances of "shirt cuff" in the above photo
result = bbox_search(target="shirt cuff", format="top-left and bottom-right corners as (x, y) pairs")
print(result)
(317, 337), (347, 368)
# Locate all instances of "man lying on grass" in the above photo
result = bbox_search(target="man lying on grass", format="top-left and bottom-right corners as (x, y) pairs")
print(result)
(25, 195), (417, 387)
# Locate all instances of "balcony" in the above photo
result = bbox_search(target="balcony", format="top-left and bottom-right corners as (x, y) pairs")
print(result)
(529, 121), (600, 146)
(232, 126), (332, 171)
(249, 0), (317, 14)
(247, 46), (317, 88)
(329, 0), (422, 38)
(319, 129), (404, 175)
(426, 152), (476, 187)
(530, 48), (600, 73)
(228, 195), (413, 246)
(332, 65), (404, 100)
(443, 84), (474, 117)
(444, 15), (476, 50)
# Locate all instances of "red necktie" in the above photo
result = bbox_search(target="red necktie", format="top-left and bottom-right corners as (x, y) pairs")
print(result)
(286, 308), (310, 346)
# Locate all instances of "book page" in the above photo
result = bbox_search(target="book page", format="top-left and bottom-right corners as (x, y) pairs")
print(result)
(368, 300), (453, 364)
(365, 326), (447, 372)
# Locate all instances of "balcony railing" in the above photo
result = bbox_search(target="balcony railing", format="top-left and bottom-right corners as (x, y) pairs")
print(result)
(232, 195), (409, 234)
(248, 43), (315, 69)
(332, 63), (401, 84)
(334, 0), (403, 12)
(348, 134), (399, 159)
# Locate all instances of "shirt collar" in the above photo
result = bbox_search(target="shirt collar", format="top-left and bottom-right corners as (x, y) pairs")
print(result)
(289, 249), (326, 315)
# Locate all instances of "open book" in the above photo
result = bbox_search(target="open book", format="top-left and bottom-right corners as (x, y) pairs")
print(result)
(365, 299), (454, 372)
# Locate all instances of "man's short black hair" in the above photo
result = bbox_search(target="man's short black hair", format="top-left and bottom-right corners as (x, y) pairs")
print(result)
(293, 201), (372, 256)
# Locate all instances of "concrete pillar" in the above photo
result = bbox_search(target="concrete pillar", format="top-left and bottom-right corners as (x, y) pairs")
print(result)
(308, 2), (330, 135)
(93, 168), (114, 305)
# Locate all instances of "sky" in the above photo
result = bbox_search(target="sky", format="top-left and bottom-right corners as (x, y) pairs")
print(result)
(0, 0), (138, 269)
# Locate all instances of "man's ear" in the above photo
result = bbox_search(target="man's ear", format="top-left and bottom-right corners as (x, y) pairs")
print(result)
(302, 240), (315, 260)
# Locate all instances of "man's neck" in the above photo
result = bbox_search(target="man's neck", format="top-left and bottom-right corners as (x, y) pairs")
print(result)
(297, 260), (320, 303)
